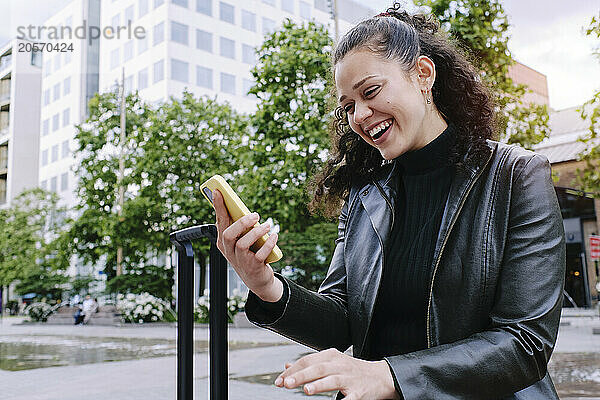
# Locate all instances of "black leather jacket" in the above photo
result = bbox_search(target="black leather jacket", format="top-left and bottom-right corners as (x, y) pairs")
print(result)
(246, 141), (566, 399)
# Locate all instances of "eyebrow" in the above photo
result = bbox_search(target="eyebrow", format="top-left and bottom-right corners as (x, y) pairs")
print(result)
(339, 75), (377, 103)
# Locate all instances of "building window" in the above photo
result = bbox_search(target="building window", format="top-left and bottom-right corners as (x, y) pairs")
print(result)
(139, 0), (149, 17)
(172, 0), (188, 7)
(42, 149), (48, 166)
(154, 0), (164, 7)
(196, 29), (212, 52)
(171, 59), (189, 83)
(219, 2), (234, 24)
(63, 77), (71, 95)
(40, 180), (47, 190)
(125, 5), (134, 22)
(220, 72), (235, 94)
(262, 17), (275, 35)
(54, 53), (61, 72)
(219, 37), (235, 59)
(64, 51), (72, 64)
(171, 21), (189, 45)
(282, 0), (294, 14)
(138, 36), (148, 54)
(50, 176), (57, 192)
(110, 48), (120, 69)
(31, 50), (42, 67)
(44, 60), (51, 77)
(197, 0), (212, 15)
(314, 0), (327, 12)
(124, 40), (134, 61)
(138, 68), (149, 90)
(196, 65), (212, 89)
(52, 113), (60, 131)
(243, 78), (255, 97)
(262, 0), (275, 6)
(61, 172), (68, 191)
(153, 59), (164, 83)
(53, 83), (60, 101)
(299, 1), (310, 19)
(242, 44), (255, 64)
(42, 119), (49, 136)
(153, 22), (165, 45)
(124, 75), (134, 94)
(241, 10), (256, 32)
(43, 89), (50, 105)
(62, 108), (70, 127)
(62, 140), (69, 158)
(51, 144), (59, 162)
(111, 14), (120, 29)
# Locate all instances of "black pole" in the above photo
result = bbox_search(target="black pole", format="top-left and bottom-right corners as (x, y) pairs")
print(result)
(210, 239), (228, 399)
(170, 224), (228, 400)
(176, 243), (194, 400)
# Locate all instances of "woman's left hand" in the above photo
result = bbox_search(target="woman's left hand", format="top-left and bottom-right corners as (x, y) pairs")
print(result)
(274, 348), (400, 399)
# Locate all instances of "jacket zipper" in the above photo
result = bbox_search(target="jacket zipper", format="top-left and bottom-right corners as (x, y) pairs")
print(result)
(426, 156), (493, 348)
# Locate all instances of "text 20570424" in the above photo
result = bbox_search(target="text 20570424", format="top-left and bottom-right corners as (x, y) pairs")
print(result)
(18, 42), (74, 53)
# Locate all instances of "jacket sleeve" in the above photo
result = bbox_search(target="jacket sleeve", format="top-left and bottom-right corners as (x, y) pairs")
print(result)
(385, 154), (566, 399)
(245, 199), (352, 352)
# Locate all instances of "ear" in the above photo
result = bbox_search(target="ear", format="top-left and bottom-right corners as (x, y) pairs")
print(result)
(415, 55), (436, 91)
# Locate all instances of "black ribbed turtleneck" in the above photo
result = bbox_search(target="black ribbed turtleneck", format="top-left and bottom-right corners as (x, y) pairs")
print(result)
(364, 123), (456, 361)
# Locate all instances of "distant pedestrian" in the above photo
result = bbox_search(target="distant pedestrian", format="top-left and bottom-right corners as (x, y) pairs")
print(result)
(73, 304), (84, 325)
(82, 295), (98, 324)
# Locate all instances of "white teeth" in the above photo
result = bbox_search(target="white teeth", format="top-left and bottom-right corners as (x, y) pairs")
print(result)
(368, 120), (392, 137)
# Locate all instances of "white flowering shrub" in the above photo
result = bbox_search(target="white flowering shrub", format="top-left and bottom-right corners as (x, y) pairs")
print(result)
(116, 292), (176, 323)
(194, 289), (247, 323)
(24, 302), (53, 322)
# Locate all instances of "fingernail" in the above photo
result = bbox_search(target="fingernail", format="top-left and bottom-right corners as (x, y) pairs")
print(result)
(274, 377), (282, 386)
(285, 377), (295, 387)
(305, 384), (313, 394)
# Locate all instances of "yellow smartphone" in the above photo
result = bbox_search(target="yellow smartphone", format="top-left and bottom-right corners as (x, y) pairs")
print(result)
(200, 175), (283, 264)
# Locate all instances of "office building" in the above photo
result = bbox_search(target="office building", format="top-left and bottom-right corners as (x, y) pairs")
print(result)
(0, 39), (42, 208)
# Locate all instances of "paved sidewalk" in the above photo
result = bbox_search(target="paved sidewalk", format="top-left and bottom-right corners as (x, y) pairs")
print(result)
(0, 317), (319, 400)
(1, 311), (599, 399)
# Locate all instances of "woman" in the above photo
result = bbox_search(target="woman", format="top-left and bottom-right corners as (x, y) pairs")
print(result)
(213, 4), (565, 399)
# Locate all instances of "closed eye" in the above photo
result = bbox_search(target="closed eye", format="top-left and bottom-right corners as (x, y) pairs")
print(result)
(364, 85), (380, 97)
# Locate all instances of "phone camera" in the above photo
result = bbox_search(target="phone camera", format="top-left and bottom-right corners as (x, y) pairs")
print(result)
(203, 187), (213, 204)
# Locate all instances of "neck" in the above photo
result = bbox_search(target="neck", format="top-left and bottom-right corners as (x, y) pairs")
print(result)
(417, 111), (448, 150)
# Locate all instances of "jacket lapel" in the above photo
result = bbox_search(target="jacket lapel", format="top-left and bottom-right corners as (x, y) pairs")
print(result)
(353, 162), (398, 356)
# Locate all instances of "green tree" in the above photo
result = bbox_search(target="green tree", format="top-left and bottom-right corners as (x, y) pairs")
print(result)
(416, 0), (549, 148)
(71, 90), (248, 298)
(0, 189), (69, 304)
(239, 19), (339, 283)
(577, 13), (600, 194)
(242, 19), (335, 230)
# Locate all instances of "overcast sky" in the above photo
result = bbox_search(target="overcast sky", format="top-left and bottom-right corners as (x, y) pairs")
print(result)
(1, 0), (599, 111)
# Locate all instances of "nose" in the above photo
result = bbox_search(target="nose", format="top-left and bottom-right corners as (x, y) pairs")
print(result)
(353, 102), (373, 125)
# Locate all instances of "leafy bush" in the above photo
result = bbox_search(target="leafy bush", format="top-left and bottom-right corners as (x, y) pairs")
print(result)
(116, 292), (176, 323)
(24, 302), (52, 322)
(194, 289), (246, 324)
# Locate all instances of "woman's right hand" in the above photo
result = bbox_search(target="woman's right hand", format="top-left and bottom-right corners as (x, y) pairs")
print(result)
(213, 189), (284, 302)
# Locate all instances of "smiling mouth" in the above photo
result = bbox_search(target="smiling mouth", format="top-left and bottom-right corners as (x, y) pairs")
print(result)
(368, 119), (393, 141)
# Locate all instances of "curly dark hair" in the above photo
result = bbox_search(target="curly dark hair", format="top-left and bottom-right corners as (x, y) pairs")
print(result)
(307, 3), (498, 218)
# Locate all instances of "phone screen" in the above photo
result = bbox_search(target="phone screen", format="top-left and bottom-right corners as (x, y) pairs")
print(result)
(202, 187), (213, 204)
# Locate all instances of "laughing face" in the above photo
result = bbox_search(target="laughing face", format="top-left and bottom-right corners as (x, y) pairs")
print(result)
(335, 49), (447, 160)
